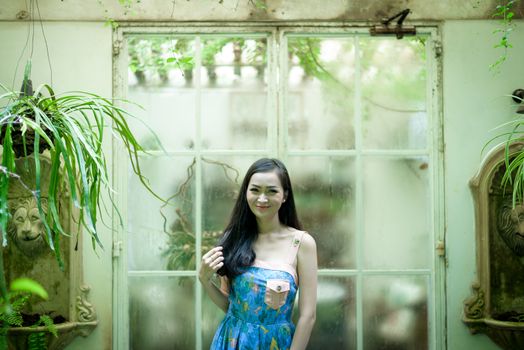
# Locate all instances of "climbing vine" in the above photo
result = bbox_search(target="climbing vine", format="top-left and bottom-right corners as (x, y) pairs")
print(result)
(490, 0), (519, 71)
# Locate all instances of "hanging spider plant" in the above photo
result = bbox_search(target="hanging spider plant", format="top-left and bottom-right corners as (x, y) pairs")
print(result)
(0, 61), (162, 271)
(484, 92), (524, 207)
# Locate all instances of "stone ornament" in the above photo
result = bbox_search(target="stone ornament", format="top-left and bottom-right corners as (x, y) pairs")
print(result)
(77, 285), (97, 323)
(3, 154), (98, 350)
(497, 198), (524, 257)
(465, 142), (524, 350)
(463, 282), (485, 321)
(7, 196), (49, 257)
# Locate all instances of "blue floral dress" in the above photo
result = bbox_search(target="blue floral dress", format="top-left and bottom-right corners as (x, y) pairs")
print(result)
(210, 231), (304, 350)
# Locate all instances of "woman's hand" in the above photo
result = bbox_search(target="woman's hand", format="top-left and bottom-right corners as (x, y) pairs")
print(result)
(199, 246), (224, 282)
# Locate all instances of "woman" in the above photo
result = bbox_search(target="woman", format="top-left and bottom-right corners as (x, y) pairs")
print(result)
(199, 158), (318, 350)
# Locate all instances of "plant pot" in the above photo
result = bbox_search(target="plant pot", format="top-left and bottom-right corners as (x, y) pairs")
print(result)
(0, 123), (51, 158)
(7, 319), (98, 350)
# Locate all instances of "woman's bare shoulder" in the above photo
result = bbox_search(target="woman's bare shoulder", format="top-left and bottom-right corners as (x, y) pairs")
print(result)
(297, 232), (317, 270)
(299, 232), (316, 250)
(285, 227), (315, 243)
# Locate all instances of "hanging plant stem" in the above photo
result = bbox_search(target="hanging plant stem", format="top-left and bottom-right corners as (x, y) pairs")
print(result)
(490, 0), (517, 71)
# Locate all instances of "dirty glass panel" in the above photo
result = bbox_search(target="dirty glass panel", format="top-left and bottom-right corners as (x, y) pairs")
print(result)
(127, 36), (197, 151)
(129, 276), (196, 350)
(202, 156), (263, 241)
(287, 156), (356, 269)
(362, 157), (430, 269)
(200, 37), (268, 150)
(360, 37), (427, 150)
(301, 276), (356, 350)
(363, 275), (428, 350)
(286, 37), (356, 150)
(128, 156), (196, 271)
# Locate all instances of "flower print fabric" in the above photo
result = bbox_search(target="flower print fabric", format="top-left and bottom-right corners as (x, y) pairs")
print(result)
(210, 232), (304, 350)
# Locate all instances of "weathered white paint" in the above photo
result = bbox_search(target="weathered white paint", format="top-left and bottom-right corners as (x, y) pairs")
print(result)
(0, 0), (521, 21)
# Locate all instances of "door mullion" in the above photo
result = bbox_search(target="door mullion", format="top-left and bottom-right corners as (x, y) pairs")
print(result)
(354, 35), (364, 350)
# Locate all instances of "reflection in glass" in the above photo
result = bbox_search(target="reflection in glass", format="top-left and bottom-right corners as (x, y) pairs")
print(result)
(363, 275), (428, 350)
(287, 157), (356, 269)
(287, 37), (356, 150)
(127, 37), (197, 151)
(360, 37), (427, 150)
(129, 276), (195, 350)
(127, 37), (195, 87)
(128, 156), (196, 271)
(363, 157), (430, 269)
(301, 276), (356, 349)
(201, 38), (268, 150)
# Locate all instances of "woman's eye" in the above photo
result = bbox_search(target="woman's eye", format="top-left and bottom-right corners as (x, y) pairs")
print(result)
(250, 188), (259, 192)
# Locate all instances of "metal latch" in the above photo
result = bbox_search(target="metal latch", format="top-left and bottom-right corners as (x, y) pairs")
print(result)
(436, 240), (445, 257)
(370, 9), (416, 39)
(113, 39), (123, 57)
(113, 240), (123, 258)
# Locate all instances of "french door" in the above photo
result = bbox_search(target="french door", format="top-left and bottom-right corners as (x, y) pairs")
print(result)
(112, 25), (444, 350)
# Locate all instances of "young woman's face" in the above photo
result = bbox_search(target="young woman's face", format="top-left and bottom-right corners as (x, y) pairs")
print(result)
(246, 170), (286, 221)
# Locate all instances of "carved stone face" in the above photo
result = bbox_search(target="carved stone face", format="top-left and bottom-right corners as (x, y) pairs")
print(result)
(497, 200), (524, 256)
(7, 197), (49, 257)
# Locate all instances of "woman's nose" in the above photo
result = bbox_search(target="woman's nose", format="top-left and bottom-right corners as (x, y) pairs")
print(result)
(257, 194), (268, 203)
(21, 220), (31, 233)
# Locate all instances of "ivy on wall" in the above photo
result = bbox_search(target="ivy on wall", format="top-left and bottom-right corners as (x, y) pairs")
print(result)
(491, 0), (520, 71)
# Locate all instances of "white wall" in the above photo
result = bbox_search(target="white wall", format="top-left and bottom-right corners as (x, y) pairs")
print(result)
(443, 20), (524, 350)
(0, 22), (114, 350)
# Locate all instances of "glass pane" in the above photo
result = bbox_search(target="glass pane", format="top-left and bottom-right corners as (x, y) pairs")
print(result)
(201, 37), (268, 150)
(127, 37), (197, 151)
(360, 37), (427, 150)
(129, 276), (195, 349)
(363, 275), (428, 350)
(287, 157), (356, 269)
(304, 276), (356, 349)
(128, 37), (195, 87)
(202, 156), (263, 239)
(287, 37), (356, 150)
(128, 156), (196, 271)
(362, 157), (430, 269)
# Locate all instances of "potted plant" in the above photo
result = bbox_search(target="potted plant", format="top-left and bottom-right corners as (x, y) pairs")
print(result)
(0, 278), (55, 350)
(484, 90), (524, 206)
(0, 60), (162, 303)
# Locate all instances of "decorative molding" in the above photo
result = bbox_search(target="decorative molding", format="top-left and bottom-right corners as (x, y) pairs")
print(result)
(466, 142), (524, 349)
(464, 281), (485, 320)
(77, 285), (97, 323)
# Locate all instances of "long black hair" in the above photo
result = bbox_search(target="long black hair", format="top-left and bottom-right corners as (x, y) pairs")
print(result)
(217, 158), (302, 279)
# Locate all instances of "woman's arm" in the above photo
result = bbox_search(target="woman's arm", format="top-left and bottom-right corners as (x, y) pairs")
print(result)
(199, 246), (229, 313)
(290, 233), (318, 350)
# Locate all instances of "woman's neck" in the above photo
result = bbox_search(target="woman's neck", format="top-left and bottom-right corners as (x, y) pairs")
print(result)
(256, 217), (283, 235)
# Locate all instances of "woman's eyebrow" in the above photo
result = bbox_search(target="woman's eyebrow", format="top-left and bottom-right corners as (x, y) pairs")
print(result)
(250, 184), (278, 189)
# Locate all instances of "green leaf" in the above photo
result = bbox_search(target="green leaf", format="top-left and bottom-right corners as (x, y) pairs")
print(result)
(39, 314), (58, 338)
(10, 278), (48, 300)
